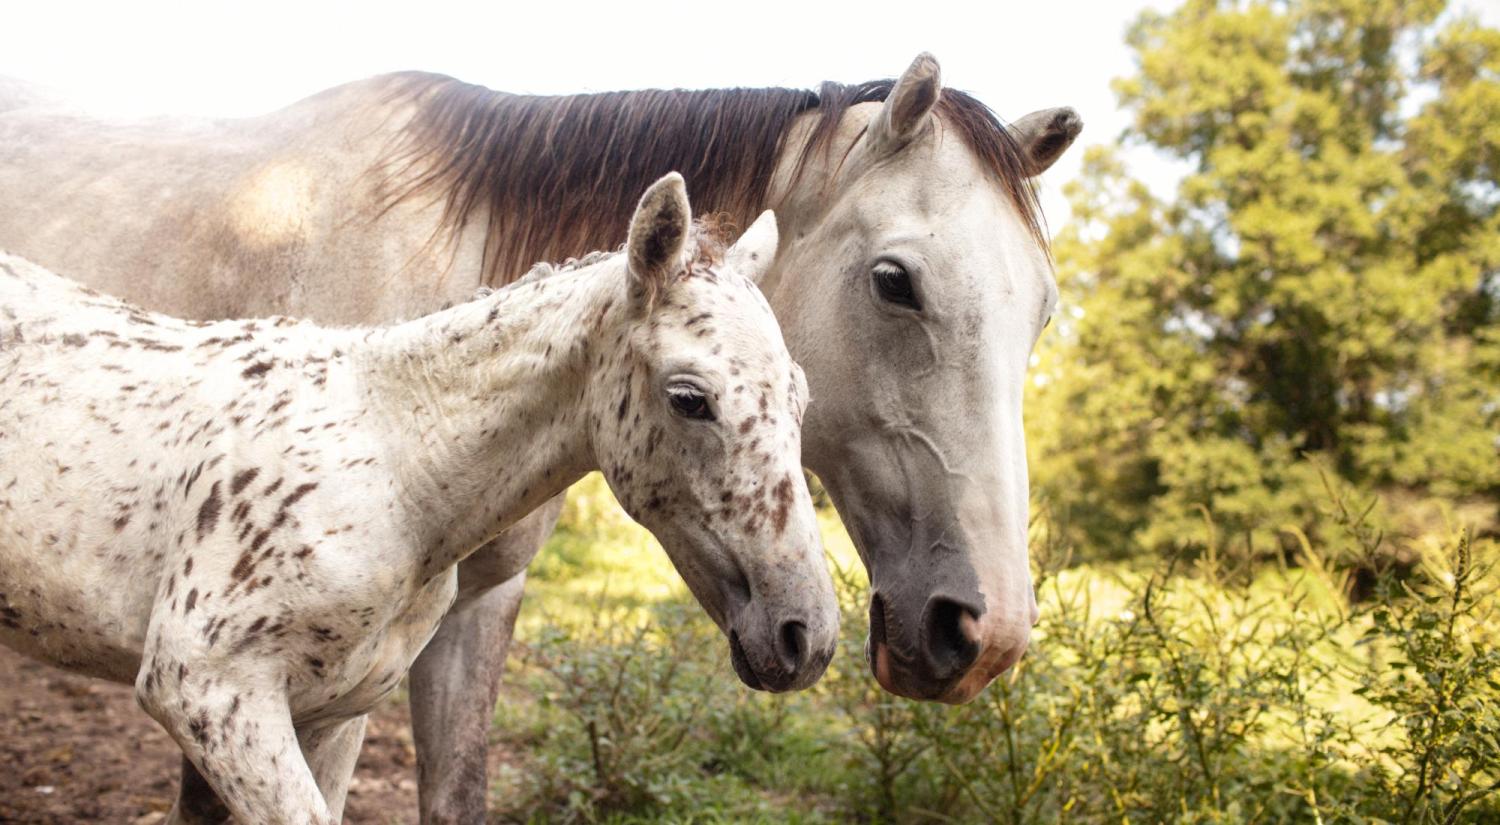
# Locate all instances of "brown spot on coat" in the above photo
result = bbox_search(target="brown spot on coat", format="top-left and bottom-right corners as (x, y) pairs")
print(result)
(230, 550), (256, 583)
(240, 361), (273, 380)
(230, 468), (261, 496)
(770, 475), (794, 535)
(280, 482), (318, 509)
(196, 481), (222, 540)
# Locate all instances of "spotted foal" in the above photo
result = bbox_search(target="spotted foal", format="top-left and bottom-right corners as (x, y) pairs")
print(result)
(0, 173), (837, 824)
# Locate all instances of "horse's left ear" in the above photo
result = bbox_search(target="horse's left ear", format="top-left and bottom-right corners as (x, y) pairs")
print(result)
(1009, 108), (1084, 177)
(725, 210), (778, 286)
(626, 172), (692, 310)
(866, 52), (942, 154)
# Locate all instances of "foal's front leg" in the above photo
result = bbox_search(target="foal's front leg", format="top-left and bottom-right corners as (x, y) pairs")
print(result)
(301, 715), (369, 821)
(164, 718), (366, 825)
(139, 668), (336, 825)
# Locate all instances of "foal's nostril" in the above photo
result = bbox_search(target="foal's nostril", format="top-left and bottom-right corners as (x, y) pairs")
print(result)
(922, 597), (981, 681)
(776, 620), (809, 673)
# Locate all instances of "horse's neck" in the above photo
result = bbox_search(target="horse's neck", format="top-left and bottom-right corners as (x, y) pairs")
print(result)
(411, 83), (852, 285)
(353, 266), (615, 576)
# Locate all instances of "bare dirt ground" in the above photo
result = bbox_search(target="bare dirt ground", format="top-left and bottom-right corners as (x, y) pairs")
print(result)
(0, 644), (510, 824)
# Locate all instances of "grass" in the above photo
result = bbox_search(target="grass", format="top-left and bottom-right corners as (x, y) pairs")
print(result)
(488, 474), (1500, 824)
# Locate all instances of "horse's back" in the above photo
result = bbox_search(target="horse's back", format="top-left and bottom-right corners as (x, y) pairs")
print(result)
(0, 75), (62, 114)
(0, 74), (476, 326)
(0, 98), (273, 311)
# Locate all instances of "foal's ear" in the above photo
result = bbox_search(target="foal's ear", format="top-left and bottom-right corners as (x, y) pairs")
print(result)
(866, 52), (942, 154)
(627, 172), (692, 309)
(1009, 108), (1083, 177)
(725, 210), (778, 286)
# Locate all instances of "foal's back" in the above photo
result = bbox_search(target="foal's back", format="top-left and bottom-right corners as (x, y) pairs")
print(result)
(0, 253), (361, 681)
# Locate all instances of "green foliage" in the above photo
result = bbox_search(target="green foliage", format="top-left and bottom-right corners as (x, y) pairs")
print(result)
(497, 475), (860, 823)
(1344, 531), (1500, 823)
(497, 500), (1499, 823)
(497, 594), (843, 823)
(503, 601), (728, 818)
(1029, 0), (1500, 560)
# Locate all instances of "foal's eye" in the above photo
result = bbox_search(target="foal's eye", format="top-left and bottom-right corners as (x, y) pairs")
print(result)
(667, 384), (714, 421)
(872, 260), (920, 310)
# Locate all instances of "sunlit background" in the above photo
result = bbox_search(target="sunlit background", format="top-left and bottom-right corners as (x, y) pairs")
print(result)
(3, 2), (1499, 822)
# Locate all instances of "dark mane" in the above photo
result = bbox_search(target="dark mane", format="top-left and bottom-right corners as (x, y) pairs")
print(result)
(377, 74), (1046, 287)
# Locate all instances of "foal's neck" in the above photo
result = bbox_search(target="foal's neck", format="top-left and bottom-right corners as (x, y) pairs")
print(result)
(354, 264), (619, 579)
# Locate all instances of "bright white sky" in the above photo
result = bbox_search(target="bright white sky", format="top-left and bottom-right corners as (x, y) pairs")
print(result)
(4, 0), (1498, 229)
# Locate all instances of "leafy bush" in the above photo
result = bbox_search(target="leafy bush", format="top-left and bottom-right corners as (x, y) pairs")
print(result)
(496, 496), (1499, 824)
(813, 499), (1499, 824)
(499, 599), (731, 820)
(1340, 530), (1500, 824)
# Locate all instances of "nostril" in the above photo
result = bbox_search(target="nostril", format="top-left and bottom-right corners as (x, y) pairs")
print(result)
(923, 597), (981, 681)
(777, 620), (808, 673)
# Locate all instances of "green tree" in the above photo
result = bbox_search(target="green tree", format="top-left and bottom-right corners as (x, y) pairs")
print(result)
(1030, 0), (1500, 560)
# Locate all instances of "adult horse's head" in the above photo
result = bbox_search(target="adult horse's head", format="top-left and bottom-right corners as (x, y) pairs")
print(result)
(591, 173), (837, 692)
(761, 55), (1082, 702)
(376, 59), (1079, 701)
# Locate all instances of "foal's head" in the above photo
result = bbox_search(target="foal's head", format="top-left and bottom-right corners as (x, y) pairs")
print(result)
(589, 173), (836, 692)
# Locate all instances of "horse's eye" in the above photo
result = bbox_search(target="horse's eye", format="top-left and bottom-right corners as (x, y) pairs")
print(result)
(872, 261), (920, 310)
(667, 385), (714, 421)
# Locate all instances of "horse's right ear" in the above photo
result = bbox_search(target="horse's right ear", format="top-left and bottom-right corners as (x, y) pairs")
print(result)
(627, 172), (692, 310)
(1009, 108), (1083, 177)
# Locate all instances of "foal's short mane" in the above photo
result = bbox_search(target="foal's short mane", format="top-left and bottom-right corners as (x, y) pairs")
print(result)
(510, 219), (726, 289)
(375, 74), (1045, 287)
